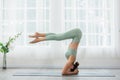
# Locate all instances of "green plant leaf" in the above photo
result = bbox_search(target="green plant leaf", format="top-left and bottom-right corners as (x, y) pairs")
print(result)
(0, 32), (22, 54)
(5, 32), (22, 48)
(0, 42), (4, 53)
(0, 42), (3, 46)
(0, 49), (4, 53)
(1, 46), (9, 54)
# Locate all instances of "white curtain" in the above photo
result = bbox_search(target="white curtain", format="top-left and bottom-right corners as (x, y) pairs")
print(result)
(62, 0), (120, 59)
(114, 0), (120, 57)
(0, 0), (120, 67)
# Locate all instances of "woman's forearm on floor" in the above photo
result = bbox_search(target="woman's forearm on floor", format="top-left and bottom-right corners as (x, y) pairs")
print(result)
(62, 69), (79, 75)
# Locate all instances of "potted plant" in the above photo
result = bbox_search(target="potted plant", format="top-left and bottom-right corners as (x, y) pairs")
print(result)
(0, 33), (21, 69)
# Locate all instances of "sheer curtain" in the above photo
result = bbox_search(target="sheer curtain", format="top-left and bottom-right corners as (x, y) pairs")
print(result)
(0, 0), (50, 46)
(0, 0), (120, 67)
(62, 0), (119, 58)
(0, 0), (52, 67)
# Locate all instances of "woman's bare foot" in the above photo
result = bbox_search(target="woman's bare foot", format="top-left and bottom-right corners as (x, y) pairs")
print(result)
(29, 37), (45, 44)
(29, 32), (41, 38)
(29, 38), (41, 43)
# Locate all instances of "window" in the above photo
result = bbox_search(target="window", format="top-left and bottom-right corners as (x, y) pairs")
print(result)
(63, 0), (114, 47)
(1, 0), (50, 46)
(0, 0), (115, 48)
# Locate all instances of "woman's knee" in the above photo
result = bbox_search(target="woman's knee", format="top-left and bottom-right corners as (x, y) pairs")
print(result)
(74, 28), (82, 39)
(77, 29), (82, 36)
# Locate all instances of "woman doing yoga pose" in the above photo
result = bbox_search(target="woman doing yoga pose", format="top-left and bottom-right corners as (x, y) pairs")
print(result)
(29, 28), (82, 75)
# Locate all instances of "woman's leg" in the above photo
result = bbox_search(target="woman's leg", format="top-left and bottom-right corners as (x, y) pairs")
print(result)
(29, 32), (56, 38)
(29, 33), (56, 43)
(29, 28), (82, 43)
(45, 28), (82, 41)
(29, 32), (45, 37)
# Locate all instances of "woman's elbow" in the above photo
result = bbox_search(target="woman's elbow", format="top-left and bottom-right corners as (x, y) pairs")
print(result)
(62, 70), (68, 75)
(62, 72), (67, 75)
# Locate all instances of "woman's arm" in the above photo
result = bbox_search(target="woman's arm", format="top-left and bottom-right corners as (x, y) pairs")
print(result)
(62, 60), (79, 75)
(66, 69), (79, 75)
(62, 55), (79, 75)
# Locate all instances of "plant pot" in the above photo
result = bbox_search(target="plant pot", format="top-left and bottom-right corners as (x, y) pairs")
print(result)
(3, 53), (7, 69)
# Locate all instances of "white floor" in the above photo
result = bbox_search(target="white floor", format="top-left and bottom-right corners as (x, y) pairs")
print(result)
(0, 68), (120, 80)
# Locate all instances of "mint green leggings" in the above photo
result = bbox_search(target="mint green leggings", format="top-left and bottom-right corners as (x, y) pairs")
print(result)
(45, 28), (82, 59)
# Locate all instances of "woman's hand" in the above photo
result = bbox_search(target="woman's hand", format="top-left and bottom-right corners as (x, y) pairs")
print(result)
(74, 69), (79, 74)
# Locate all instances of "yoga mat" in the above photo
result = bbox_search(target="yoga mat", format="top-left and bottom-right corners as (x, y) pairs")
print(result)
(13, 72), (115, 77)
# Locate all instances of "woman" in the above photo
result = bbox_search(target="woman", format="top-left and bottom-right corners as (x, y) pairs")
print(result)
(29, 28), (82, 75)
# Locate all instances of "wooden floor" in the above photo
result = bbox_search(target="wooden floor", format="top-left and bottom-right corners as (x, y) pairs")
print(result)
(0, 69), (120, 80)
